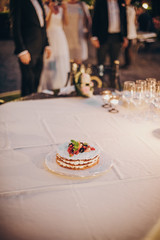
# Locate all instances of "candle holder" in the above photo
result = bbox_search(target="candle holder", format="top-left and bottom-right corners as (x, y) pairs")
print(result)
(101, 90), (112, 108)
(108, 95), (119, 113)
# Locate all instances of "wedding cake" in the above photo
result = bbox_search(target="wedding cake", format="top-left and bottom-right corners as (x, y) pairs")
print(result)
(56, 140), (100, 170)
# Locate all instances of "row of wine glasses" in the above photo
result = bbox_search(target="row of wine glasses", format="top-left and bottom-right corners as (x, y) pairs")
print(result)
(122, 78), (160, 109)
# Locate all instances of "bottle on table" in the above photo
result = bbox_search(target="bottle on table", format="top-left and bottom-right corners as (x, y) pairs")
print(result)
(114, 60), (122, 91)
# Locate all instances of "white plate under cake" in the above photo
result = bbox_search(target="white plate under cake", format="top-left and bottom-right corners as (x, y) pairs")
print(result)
(56, 140), (100, 170)
(45, 147), (113, 178)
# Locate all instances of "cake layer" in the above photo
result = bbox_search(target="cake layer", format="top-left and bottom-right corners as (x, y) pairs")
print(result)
(56, 154), (99, 170)
(56, 153), (99, 165)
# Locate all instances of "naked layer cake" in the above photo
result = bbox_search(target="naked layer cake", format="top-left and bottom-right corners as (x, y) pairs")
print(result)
(56, 140), (100, 170)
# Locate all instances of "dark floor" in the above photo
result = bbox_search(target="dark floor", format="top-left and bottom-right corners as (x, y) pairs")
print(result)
(1, 39), (160, 94)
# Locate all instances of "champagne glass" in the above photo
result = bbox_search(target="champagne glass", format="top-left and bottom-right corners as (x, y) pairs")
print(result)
(136, 80), (147, 101)
(157, 80), (160, 86)
(145, 78), (156, 104)
(132, 83), (144, 106)
(136, 79), (146, 93)
(146, 78), (157, 85)
(153, 83), (160, 109)
(156, 80), (160, 92)
(144, 78), (157, 120)
(122, 81), (135, 105)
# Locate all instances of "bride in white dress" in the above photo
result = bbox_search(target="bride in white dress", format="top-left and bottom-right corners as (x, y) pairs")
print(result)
(38, 0), (70, 91)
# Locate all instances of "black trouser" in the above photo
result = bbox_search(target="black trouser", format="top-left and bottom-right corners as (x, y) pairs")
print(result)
(97, 33), (121, 67)
(124, 39), (134, 66)
(97, 33), (121, 88)
(19, 53), (43, 97)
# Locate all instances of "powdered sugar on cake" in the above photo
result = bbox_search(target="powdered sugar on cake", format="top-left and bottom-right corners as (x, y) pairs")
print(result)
(57, 142), (100, 160)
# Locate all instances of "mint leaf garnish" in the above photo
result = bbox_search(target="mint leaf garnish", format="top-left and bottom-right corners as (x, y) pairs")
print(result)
(70, 140), (79, 151)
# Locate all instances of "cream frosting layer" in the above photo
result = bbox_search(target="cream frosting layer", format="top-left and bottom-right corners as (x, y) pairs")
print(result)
(56, 156), (99, 170)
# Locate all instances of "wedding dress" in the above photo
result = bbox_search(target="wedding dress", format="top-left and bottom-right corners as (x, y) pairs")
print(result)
(63, 2), (89, 62)
(38, 6), (70, 91)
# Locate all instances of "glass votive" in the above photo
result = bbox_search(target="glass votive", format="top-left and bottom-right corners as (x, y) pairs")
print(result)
(101, 90), (112, 108)
(108, 95), (119, 113)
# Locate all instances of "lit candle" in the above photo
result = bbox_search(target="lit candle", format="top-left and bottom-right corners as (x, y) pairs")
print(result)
(101, 90), (112, 107)
(110, 98), (119, 105)
(103, 94), (110, 101)
(109, 95), (119, 113)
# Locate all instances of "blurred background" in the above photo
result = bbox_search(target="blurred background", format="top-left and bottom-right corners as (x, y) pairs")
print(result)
(0, 0), (160, 101)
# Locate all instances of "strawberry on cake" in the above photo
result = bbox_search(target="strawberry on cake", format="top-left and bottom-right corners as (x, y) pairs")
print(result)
(56, 140), (100, 170)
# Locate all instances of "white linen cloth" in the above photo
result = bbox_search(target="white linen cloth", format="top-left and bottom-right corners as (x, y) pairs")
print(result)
(0, 96), (160, 240)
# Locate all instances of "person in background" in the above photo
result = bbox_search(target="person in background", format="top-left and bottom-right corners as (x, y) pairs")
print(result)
(122, 0), (137, 68)
(10, 0), (51, 97)
(38, 0), (70, 91)
(91, 0), (128, 87)
(0, 0), (9, 12)
(63, 0), (92, 64)
(137, 6), (156, 33)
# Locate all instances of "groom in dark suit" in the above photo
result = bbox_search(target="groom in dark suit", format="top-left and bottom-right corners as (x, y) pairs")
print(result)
(91, 0), (128, 80)
(10, 0), (51, 97)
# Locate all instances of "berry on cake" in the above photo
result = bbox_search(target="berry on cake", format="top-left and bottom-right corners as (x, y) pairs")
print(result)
(56, 140), (100, 170)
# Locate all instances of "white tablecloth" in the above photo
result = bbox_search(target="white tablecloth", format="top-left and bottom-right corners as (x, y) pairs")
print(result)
(0, 96), (160, 240)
